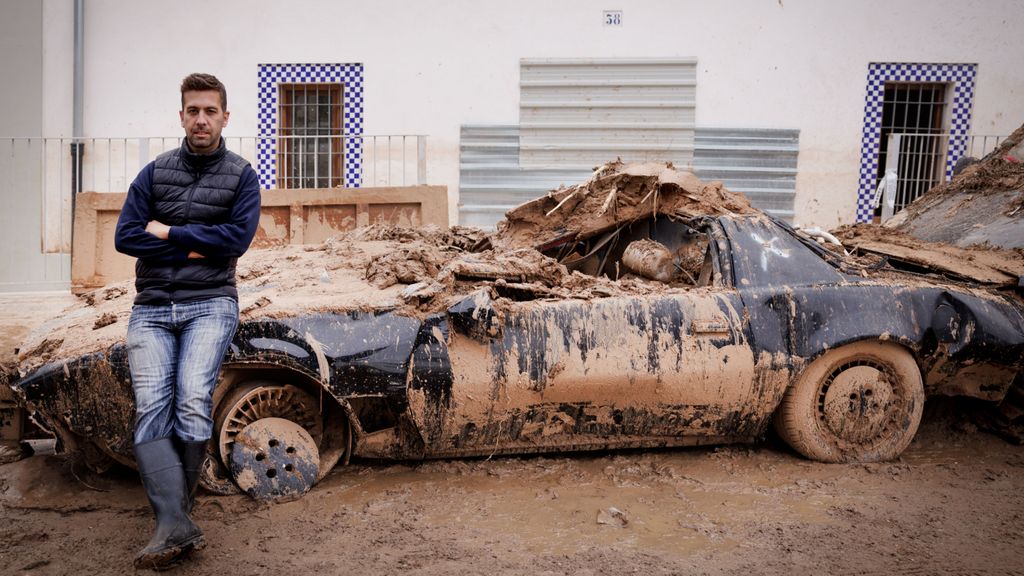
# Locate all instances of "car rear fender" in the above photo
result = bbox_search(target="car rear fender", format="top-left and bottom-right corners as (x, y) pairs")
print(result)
(745, 282), (1023, 402)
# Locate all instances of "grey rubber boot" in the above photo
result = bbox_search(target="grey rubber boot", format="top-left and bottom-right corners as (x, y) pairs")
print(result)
(177, 439), (209, 513)
(133, 437), (205, 570)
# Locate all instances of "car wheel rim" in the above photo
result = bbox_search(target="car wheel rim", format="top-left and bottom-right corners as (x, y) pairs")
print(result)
(217, 385), (323, 464)
(229, 417), (321, 503)
(817, 359), (901, 445)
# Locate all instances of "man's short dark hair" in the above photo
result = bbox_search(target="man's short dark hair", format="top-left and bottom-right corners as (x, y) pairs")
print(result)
(180, 73), (227, 110)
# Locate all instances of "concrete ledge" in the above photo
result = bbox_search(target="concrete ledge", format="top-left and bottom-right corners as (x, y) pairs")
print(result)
(71, 185), (448, 292)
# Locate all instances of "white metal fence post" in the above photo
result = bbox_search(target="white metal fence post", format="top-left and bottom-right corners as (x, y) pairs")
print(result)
(417, 136), (426, 185)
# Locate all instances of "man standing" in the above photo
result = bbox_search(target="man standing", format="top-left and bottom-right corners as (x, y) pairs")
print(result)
(115, 73), (260, 570)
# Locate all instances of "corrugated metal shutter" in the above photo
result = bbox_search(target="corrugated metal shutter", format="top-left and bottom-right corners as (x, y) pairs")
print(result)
(459, 125), (586, 228)
(459, 125), (799, 228)
(519, 58), (696, 169)
(694, 128), (799, 219)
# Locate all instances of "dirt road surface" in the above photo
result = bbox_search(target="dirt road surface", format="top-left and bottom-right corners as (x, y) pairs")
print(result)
(2, 287), (1023, 575)
(1, 412), (1021, 576)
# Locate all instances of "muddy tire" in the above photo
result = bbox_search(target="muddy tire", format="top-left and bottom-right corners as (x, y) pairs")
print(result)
(774, 341), (924, 463)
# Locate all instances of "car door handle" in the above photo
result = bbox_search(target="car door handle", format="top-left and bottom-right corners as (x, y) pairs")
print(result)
(691, 320), (730, 335)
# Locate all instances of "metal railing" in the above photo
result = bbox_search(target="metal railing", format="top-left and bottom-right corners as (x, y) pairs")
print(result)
(0, 134), (426, 291)
(876, 132), (1006, 219)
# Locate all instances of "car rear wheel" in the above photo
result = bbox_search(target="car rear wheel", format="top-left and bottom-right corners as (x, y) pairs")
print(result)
(774, 341), (924, 463)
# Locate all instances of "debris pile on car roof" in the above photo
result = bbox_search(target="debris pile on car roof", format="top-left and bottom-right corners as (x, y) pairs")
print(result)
(491, 160), (756, 251)
(15, 162), (748, 374)
(884, 122), (1024, 249)
(11, 152), (1023, 378)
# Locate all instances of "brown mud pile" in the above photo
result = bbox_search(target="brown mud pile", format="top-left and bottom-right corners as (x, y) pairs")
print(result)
(15, 228), (439, 374)
(492, 161), (756, 250)
(834, 223), (1024, 287)
(886, 122), (1024, 249)
(21, 158), (1015, 379)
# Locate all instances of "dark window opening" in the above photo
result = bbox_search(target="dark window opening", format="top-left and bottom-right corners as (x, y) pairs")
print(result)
(875, 82), (949, 215)
(544, 216), (713, 287)
(278, 83), (344, 189)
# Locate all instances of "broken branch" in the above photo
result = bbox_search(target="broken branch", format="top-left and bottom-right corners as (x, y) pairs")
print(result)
(599, 187), (618, 215)
(546, 190), (579, 217)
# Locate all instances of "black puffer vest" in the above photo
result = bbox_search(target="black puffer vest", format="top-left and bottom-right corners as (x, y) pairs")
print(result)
(134, 139), (250, 304)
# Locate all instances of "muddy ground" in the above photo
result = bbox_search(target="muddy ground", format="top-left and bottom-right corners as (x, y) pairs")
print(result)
(1, 410), (1022, 576)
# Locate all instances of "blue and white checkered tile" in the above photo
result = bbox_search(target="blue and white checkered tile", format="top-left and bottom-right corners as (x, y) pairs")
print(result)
(256, 63), (364, 189)
(855, 63), (977, 222)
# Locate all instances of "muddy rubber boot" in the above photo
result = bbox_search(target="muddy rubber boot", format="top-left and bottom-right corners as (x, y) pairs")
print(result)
(177, 439), (208, 513)
(134, 437), (205, 571)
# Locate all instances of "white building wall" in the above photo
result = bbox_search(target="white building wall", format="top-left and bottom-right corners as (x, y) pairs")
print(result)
(37, 0), (1024, 228)
(1, 1), (43, 136)
(0, 1), (71, 290)
(41, 0), (73, 139)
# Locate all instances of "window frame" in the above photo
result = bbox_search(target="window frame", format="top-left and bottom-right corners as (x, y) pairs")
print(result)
(276, 82), (344, 189)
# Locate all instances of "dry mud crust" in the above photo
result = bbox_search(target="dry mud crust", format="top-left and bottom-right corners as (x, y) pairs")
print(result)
(12, 226), (462, 375)
(887, 122), (1024, 249)
(833, 223), (1024, 287)
(1, 413), (1022, 576)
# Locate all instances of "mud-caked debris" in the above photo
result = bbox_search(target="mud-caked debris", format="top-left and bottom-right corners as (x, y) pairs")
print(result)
(238, 262), (273, 281)
(493, 161), (755, 251)
(102, 286), (127, 301)
(12, 164), (798, 374)
(21, 338), (63, 366)
(622, 240), (675, 282)
(596, 507), (629, 527)
(241, 296), (272, 316)
(832, 224), (1024, 286)
(350, 223), (488, 251)
(366, 247), (448, 289)
(442, 249), (567, 286)
(92, 313), (117, 330)
(882, 121), (1024, 249)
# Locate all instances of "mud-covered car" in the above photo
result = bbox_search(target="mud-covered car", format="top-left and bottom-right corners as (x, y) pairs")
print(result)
(9, 163), (1024, 500)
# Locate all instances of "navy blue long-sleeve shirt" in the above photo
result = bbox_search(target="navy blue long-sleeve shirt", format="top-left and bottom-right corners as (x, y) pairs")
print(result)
(114, 162), (261, 262)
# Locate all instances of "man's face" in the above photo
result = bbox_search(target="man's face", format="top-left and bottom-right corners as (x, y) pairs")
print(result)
(179, 90), (229, 154)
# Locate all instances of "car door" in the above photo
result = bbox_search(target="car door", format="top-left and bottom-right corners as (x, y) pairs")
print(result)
(433, 286), (762, 456)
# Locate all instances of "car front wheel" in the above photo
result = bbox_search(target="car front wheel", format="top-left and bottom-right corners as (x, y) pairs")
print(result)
(774, 341), (924, 463)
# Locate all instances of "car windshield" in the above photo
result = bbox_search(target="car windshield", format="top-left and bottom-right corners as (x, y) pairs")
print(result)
(769, 216), (850, 270)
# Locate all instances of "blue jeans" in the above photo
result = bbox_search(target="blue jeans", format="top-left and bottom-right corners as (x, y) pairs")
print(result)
(127, 297), (239, 444)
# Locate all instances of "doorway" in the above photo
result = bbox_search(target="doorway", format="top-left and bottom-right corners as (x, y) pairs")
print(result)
(855, 63), (977, 223)
(875, 82), (948, 215)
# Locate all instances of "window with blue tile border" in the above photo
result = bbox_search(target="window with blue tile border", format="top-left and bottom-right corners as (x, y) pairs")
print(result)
(257, 63), (364, 189)
(856, 63), (976, 222)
